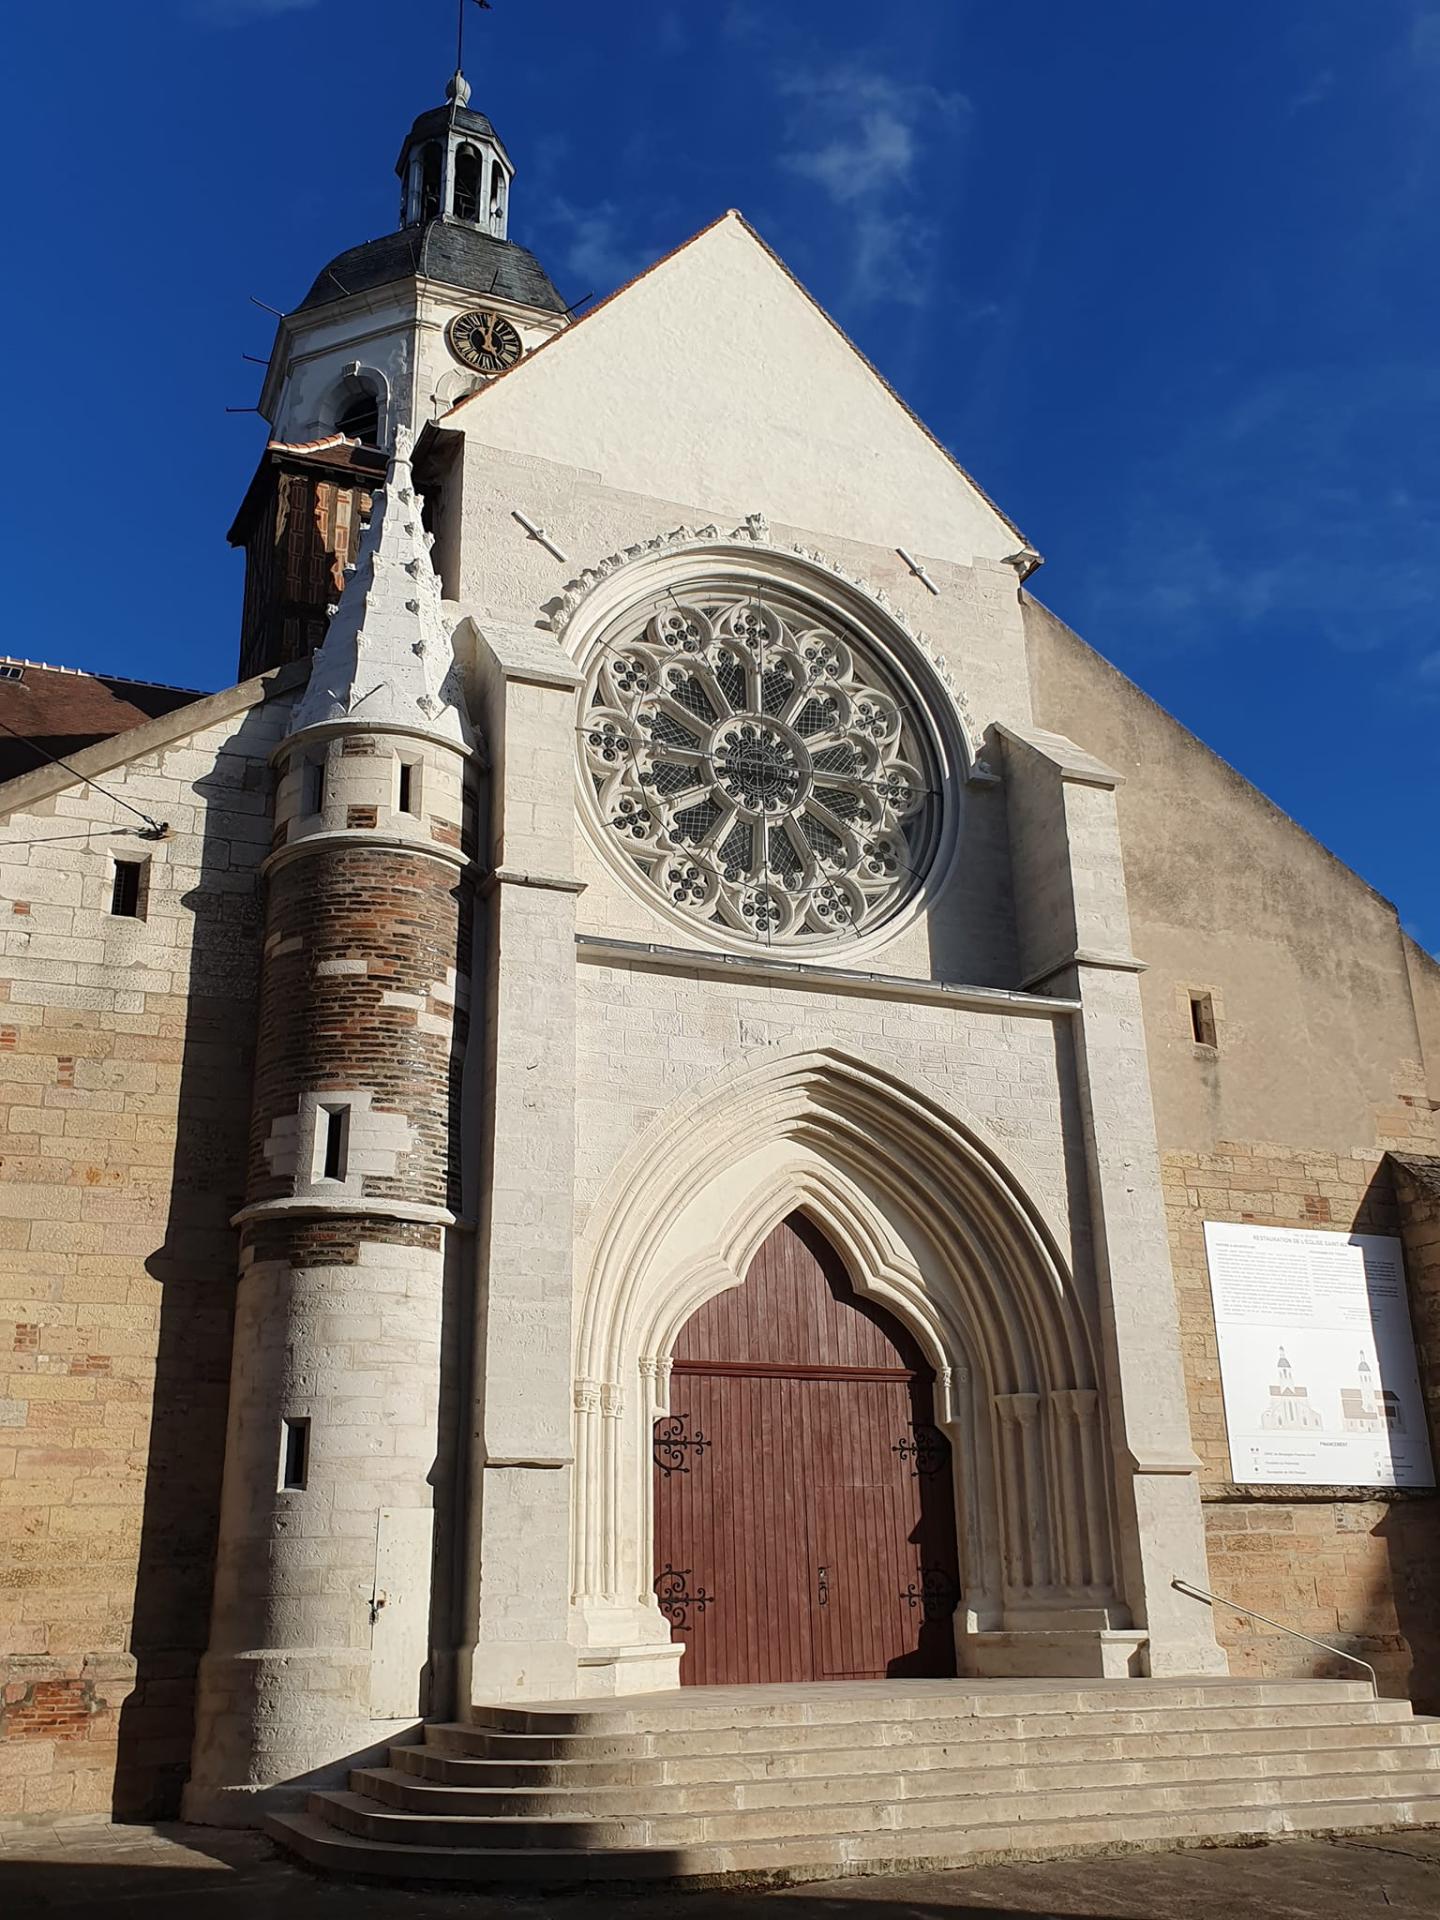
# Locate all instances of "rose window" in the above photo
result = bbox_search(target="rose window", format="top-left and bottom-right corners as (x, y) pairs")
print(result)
(581, 586), (941, 943)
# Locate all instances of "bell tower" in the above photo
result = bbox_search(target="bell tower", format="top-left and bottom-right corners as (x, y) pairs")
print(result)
(231, 66), (568, 681)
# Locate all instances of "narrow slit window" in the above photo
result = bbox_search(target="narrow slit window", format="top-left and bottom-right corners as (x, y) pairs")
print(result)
(280, 1417), (310, 1491)
(303, 756), (326, 818)
(321, 1104), (349, 1181)
(110, 859), (142, 918)
(1189, 991), (1217, 1048)
(397, 759), (419, 816)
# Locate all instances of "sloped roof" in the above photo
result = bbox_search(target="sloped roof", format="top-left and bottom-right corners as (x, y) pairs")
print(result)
(228, 434), (389, 548)
(0, 661), (205, 785)
(296, 219), (566, 316)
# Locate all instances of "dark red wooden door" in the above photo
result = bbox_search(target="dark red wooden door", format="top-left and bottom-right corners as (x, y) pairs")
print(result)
(653, 1213), (960, 1685)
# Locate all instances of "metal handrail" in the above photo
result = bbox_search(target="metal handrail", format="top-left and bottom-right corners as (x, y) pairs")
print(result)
(1171, 1577), (1379, 1698)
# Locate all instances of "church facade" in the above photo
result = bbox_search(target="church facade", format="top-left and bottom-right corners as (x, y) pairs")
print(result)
(2, 74), (1438, 1827)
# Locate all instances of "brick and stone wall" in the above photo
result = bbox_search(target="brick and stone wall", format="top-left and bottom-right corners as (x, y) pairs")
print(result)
(1164, 1141), (1440, 1706)
(0, 686), (291, 1819)
(247, 847), (469, 1214)
(184, 801), (468, 1814)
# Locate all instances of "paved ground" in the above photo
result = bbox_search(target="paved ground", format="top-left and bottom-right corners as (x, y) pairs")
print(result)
(2, 1822), (1440, 1918)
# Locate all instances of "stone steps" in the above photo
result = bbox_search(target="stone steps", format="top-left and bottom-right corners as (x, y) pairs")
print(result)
(358, 1740), (1440, 1818)
(465, 1677), (1379, 1734)
(397, 1717), (1440, 1788)
(268, 1789), (1440, 1887)
(312, 1760), (1440, 1850)
(425, 1696), (1415, 1762)
(264, 1681), (1440, 1886)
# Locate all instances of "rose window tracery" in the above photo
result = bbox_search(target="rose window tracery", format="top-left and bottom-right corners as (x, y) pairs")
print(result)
(581, 585), (942, 943)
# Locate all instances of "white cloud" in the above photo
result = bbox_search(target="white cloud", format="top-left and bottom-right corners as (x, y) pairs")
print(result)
(722, 3), (765, 42)
(773, 65), (968, 304)
(657, 9), (689, 55)
(778, 68), (965, 206)
(1082, 366), (1440, 667)
(186, 0), (320, 22)
(537, 199), (650, 300)
(1287, 69), (1335, 115)
(1411, 8), (1440, 65)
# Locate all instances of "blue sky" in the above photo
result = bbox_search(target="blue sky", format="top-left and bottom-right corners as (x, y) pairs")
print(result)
(3, 2), (1437, 949)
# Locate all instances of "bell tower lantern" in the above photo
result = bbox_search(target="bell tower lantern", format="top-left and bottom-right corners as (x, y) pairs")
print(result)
(400, 71), (513, 239)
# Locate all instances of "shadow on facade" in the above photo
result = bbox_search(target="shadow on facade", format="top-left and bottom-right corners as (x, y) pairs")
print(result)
(113, 699), (281, 1818)
(1354, 1157), (1440, 1710)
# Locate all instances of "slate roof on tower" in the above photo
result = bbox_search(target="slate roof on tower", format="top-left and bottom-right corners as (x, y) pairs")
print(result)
(296, 221), (566, 316)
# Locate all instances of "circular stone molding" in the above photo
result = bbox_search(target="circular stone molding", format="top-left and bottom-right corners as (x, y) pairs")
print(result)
(579, 578), (945, 946)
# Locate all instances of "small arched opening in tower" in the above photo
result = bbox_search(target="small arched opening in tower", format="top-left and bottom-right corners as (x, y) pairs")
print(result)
(419, 142), (443, 221)
(454, 144), (483, 223)
(335, 389), (380, 446)
(488, 169), (507, 235)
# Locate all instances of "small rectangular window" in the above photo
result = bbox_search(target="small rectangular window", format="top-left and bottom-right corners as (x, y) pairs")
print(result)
(110, 859), (142, 918)
(1189, 990), (1218, 1048)
(320, 1104), (349, 1181)
(303, 757), (326, 817)
(280, 1417), (310, 1490)
(397, 760), (419, 816)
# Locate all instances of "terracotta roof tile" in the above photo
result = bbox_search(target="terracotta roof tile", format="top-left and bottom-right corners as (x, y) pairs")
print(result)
(0, 661), (204, 785)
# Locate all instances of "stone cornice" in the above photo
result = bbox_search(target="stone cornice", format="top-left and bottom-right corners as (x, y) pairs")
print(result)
(271, 717), (478, 766)
(233, 1196), (457, 1228)
(1020, 950), (1147, 991)
(262, 829), (474, 879)
(576, 934), (1079, 1018)
(995, 721), (1125, 790)
(482, 865), (586, 898)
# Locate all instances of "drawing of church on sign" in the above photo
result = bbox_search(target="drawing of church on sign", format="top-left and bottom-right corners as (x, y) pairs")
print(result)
(1341, 1353), (1405, 1434)
(1260, 1349), (1325, 1431)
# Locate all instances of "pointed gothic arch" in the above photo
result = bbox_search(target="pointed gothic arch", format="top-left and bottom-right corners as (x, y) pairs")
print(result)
(571, 1048), (1126, 1676)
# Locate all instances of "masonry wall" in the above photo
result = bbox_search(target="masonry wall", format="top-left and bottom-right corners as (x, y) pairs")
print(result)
(1024, 594), (1440, 1704)
(0, 684), (290, 1818)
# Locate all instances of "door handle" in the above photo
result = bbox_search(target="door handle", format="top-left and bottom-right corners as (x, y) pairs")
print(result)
(370, 1589), (388, 1625)
(817, 1565), (829, 1607)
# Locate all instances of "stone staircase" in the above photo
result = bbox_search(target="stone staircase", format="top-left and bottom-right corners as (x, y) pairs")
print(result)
(266, 1678), (1440, 1886)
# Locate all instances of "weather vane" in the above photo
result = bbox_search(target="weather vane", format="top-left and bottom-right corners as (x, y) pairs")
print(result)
(456, 0), (493, 76)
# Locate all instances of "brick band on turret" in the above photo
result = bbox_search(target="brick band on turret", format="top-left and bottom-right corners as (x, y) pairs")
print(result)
(246, 848), (469, 1218)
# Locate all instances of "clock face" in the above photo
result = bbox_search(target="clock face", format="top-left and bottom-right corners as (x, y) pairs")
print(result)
(446, 309), (524, 374)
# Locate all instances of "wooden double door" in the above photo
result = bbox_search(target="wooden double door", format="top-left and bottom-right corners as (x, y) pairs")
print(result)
(653, 1214), (960, 1685)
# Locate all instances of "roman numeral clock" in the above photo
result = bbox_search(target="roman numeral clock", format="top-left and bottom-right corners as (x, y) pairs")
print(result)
(446, 308), (524, 375)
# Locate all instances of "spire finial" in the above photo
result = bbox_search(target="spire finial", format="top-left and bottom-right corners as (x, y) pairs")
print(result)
(454, 0), (492, 89)
(446, 69), (471, 107)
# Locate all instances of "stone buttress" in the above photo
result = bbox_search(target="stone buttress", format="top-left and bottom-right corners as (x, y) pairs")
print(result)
(185, 430), (477, 1821)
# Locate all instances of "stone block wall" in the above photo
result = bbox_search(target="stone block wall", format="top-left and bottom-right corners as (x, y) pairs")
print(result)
(1163, 1140), (1440, 1706)
(0, 688), (289, 1819)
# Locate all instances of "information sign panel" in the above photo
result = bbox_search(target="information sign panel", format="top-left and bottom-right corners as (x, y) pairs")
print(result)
(1203, 1221), (1434, 1488)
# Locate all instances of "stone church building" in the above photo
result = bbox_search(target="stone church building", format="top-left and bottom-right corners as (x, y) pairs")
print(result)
(2, 70), (1439, 1865)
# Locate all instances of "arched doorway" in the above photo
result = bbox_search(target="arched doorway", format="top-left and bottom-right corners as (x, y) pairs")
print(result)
(652, 1213), (961, 1684)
